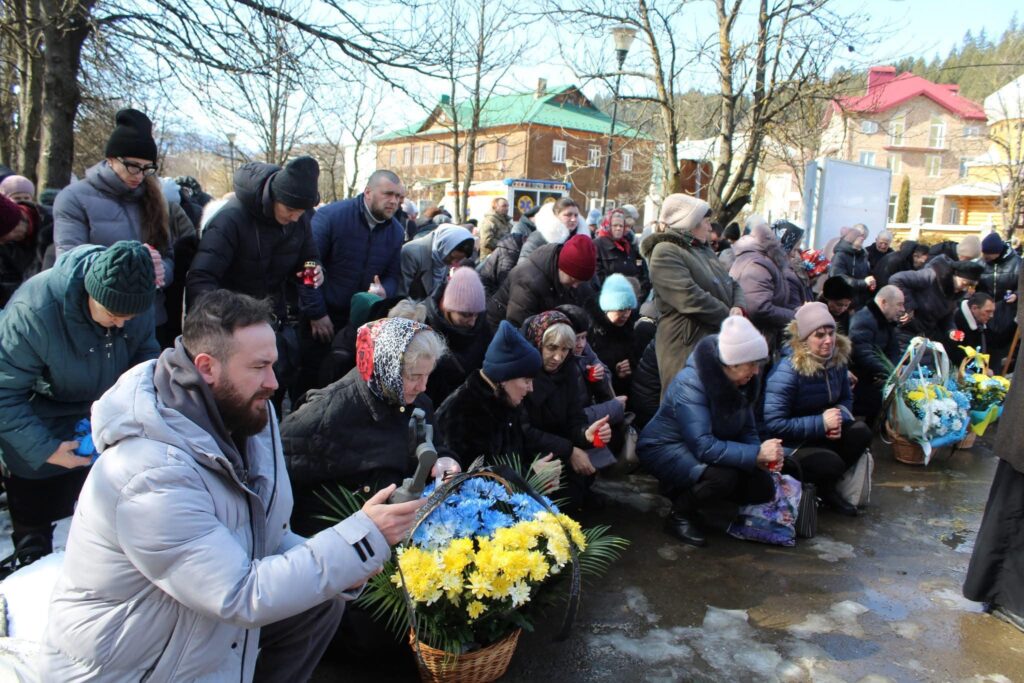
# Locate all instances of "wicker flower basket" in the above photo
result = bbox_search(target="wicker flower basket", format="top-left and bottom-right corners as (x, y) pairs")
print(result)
(409, 628), (522, 683)
(886, 424), (925, 465)
(958, 432), (977, 449)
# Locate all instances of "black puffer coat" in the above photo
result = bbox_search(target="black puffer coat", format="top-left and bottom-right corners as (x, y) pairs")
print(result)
(478, 232), (525, 297)
(890, 255), (961, 339)
(629, 337), (661, 430)
(281, 366), (440, 534)
(595, 231), (646, 290)
(874, 240), (921, 287)
(978, 245), (1021, 340)
(486, 242), (595, 331)
(186, 162), (319, 318)
(585, 296), (638, 396)
(424, 281), (489, 406)
(435, 370), (551, 467)
(524, 355), (592, 461)
(829, 239), (872, 308)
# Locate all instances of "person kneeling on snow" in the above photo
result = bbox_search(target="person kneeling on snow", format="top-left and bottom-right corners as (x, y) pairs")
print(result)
(40, 290), (424, 681)
(638, 316), (780, 547)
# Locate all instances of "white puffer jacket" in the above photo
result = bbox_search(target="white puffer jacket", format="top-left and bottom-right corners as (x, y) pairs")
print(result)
(40, 359), (389, 682)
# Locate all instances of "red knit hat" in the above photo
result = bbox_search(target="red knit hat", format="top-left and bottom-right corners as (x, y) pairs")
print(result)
(0, 193), (23, 240)
(558, 234), (597, 282)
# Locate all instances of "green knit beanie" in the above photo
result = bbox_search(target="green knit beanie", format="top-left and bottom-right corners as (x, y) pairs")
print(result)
(84, 241), (156, 315)
(349, 291), (383, 328)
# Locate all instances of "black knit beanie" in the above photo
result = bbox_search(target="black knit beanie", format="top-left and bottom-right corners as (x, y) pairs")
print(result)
(270, 156), (320, 210)
(84, 241), (157, 315)
(104, 109), (158, 162)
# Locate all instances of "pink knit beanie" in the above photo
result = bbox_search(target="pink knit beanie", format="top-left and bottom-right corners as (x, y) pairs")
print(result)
(441, 266), (486, 313)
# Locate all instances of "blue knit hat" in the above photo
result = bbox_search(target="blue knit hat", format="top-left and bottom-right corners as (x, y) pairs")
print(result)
(981, 232), (1004, 255)
(483, 320), (541, 382)
(599, 273), (638, 312)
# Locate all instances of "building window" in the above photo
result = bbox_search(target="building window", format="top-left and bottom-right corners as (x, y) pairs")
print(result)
(920, 196), (936, 223)
(552, 140), (567, 164)
(444, 145), (453, 164)
(621, 150), (634, 172)
(389, 149), (398, 166)
(948, 204), (960, 224)
(928, 115), (946, 148)
(861, 120), (879, 134)
(412, 145), (421, 166)
(963, 125), (981, 138)
(888, 194), (898, 222)
(434, 144), (443, 164)
(496, 138), (508, 161)
(858, 151), (876, 166)
(959, 157), (970, 178)
(887, 153), (901, 175)
(588, 146), (600, 167)
(888, 115), (905, 145)
(421, 145), (430, 164)
(925, 154), (942, 177)
(475, 144), (486, 163)
(403, 146), (412, 166)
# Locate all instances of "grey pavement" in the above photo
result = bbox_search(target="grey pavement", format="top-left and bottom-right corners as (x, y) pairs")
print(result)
(316, 432), (1023, 682)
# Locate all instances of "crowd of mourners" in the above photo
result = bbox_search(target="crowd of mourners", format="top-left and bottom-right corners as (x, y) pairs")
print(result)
(0, 108), (1021, 679)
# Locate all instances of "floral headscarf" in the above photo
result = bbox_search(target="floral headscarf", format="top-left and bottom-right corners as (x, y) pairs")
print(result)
(356, 317), (427, 405)
(523, 310), (573, 350)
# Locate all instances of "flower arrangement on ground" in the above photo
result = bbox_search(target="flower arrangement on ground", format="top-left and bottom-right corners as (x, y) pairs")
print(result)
(318, 459), (628, 665)
(958, 346), (1010, 435)
(901, 367), (971, 447)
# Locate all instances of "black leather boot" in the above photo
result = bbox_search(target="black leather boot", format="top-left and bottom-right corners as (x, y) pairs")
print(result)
(663, 510), (707, 547)
(821, 488), (859, 517)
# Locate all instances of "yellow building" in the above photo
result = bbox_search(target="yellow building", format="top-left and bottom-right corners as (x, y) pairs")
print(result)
(944, 74), (1024, 234)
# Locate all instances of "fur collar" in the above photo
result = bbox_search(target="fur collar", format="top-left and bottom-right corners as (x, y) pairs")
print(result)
(691, 335), (759, 411)
(640, 229), (700, 260)
(784, 320), (852, 376)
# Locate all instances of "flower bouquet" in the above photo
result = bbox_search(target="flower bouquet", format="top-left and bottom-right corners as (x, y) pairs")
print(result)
(319, 459), (627, 682)
(957, 346), (1010, 436)
(884, 337), (971, 465)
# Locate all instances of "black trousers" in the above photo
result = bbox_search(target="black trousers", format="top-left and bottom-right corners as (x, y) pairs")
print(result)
(254, 597), (345, 683)
(2, 467), (90, 549)
(673, 464), (775, 514)
(788, 419), (873, 490)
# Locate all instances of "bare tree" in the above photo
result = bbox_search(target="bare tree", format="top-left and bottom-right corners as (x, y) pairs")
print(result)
(983, 79), (1024, 237)
(396, 0), (531, 222)
(546, 0), (698, 199)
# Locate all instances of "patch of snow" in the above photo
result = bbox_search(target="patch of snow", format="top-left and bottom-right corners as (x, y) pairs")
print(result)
(623, 586), (661, 624)
(808, 537), (856, 563)
(788, 601), (870, 638)
(0, 637), (43, 682)
(0, 552), (65, 641)
(587, 627), (693, 664)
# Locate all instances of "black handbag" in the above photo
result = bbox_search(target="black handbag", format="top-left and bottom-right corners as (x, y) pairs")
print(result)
(785, 455), (817, 539)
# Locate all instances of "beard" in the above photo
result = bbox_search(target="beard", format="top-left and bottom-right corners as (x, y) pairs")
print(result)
(213, 377), (274, 437)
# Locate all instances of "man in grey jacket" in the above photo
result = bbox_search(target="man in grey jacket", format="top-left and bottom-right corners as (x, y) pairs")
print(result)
(41, 290), (424, 682)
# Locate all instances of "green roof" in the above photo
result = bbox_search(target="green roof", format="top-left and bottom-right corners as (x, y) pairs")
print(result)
(376, 85), (650, 141)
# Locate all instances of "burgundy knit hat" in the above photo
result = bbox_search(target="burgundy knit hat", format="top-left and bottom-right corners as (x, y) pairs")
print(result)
(441, 266), (486, 313)
(558, 234), (597, 282)
(0, 193), (23, 240)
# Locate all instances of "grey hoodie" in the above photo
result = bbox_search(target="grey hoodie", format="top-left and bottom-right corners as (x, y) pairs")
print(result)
(41, 344), (389, 682)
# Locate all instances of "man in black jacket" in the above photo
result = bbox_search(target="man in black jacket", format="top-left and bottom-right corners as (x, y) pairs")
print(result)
(849, 285), (905, 421)
(186, 157), (324, 397)
(948, 291), (996, 367)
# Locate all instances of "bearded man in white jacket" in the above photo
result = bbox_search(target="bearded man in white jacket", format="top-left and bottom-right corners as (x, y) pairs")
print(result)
(41, 289), (424, 682)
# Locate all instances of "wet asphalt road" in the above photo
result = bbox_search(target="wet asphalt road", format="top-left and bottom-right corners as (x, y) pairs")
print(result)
(315, 431), (1023, 682)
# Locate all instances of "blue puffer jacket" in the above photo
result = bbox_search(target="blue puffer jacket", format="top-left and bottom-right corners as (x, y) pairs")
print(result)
(638, 335), (761, 491)
(308, 195), (404, 322)
(763, 320), (853, 445)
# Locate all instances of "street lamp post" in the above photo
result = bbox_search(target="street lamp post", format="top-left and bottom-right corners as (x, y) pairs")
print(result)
(600, 24), (637, 211)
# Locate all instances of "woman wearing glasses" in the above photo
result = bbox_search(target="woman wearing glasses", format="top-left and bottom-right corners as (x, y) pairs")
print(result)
(53, 108), (194, 332)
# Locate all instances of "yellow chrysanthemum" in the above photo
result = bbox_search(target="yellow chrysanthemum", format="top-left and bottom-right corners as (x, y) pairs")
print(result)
(467, 600), (487, 620)
(467, 571), (493, 599)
